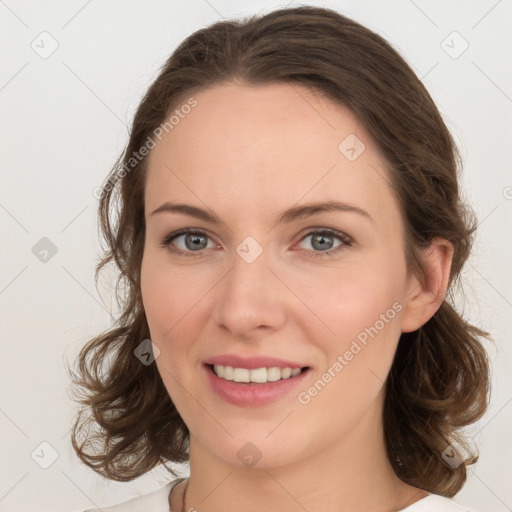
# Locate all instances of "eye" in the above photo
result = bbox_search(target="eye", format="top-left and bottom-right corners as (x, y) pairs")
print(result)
(161, 229), (217, 256)
(297, 228), (352, 257)
(161, 227), (353, 258)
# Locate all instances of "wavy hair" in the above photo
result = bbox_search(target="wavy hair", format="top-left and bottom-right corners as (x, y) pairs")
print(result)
(69, 6), (491, 495)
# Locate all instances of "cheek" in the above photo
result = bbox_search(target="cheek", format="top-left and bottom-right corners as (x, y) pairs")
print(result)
(140, 255), (208, 407)
(141, 254), (210, 338)
(293, 260), (404, 339)
(292, 274), (404, 435)
(289, 254), (406, 394)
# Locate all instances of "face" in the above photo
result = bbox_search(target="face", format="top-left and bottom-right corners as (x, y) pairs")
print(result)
(141, 81), (421, 470)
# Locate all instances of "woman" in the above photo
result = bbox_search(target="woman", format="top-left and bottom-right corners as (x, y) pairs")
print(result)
(71, 6), (490, 511)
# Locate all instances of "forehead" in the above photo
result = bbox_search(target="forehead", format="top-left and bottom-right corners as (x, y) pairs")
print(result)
(144, 82), (397, 224)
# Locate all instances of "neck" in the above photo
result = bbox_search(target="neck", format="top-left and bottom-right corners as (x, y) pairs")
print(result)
(180, 395), (427, 512)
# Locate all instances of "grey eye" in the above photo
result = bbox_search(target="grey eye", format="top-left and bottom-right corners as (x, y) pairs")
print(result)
(300, 232), (342, 252)
(182, 233), (209, 250)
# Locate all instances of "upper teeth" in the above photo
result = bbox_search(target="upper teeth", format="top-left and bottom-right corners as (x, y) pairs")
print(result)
(213, 365), (302, 383)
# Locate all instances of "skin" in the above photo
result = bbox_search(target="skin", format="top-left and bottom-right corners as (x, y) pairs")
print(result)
(140, 81), (453, 512)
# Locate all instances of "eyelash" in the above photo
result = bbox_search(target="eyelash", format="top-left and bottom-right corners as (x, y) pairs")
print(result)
(160, 228), (353, 258)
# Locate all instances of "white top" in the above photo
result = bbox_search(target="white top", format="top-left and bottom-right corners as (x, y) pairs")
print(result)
(81, 478), (476, 511)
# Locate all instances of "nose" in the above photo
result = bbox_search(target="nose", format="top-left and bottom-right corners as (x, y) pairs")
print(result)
(211, 248), (287, 339)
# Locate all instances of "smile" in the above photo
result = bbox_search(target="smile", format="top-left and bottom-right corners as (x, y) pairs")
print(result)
(204, 364), (311, 407)
(212, 364), (304, 383)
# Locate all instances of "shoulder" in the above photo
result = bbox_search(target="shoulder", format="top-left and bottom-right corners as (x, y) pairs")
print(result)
(80, 477), (185, 512)
(401, 493), (477, 512)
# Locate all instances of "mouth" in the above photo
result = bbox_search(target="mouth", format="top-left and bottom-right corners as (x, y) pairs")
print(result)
(205, 363), (310, 384)
(203, 362), (311, 407)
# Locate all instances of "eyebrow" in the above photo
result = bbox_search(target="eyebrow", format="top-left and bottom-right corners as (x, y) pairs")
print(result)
(149, 200), (373, 224)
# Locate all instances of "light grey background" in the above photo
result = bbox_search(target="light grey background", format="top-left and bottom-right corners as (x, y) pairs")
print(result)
(1, 1), (511, 511)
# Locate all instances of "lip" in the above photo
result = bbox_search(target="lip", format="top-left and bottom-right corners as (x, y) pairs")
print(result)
(203, 354), (309, 370)
(203, 364), (311, 407)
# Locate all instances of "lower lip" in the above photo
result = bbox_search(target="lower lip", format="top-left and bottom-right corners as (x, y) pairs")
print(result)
(204, 364), (310, 407)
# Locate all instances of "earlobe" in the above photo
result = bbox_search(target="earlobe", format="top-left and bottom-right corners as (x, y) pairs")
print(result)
(400, 239), (454, 333)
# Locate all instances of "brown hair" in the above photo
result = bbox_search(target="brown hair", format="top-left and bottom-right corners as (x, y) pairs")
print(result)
(69, 6), (491, 495)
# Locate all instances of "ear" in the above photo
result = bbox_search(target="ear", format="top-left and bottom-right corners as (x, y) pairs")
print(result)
(400, 238), (454, 333)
